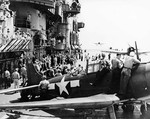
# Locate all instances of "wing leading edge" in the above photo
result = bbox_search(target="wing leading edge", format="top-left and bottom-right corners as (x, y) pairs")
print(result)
(0, 94), (119, 110)
(0, 85), (39, 94)
(101, 49), (150, 55)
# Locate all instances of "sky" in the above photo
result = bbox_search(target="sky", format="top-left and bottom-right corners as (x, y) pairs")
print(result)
(78, 0), (150, 51)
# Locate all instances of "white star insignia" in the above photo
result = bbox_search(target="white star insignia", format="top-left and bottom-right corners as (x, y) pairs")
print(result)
(56, 75), (69, 95)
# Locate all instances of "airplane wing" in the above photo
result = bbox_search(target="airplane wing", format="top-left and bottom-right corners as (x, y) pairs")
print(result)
(137, 95), (150, 102)
(101, 50), (150, 55)
(139, 95), (150, 109)
(101, 50), (127, 54)
(0, 85), (39, 94)
(0, 94), (119, 110)
(0, 74), (79, 95)
(138, 51), (150, 55)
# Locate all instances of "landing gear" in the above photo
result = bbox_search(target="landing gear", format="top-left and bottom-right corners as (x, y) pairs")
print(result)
(140, 101), (147, 116)
(74, 108), (94, 115)
(122, 103), (135, 113)
(74, 108), (95, 118)
(107, 105), (117, 119)
(114, 104), (119, 111)
(121, 101), (149, 116)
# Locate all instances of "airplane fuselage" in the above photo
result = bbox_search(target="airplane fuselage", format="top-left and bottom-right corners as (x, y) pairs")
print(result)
(127, 63), (150, 99)
(40, 63), (150, 100)
(21, 61), (150, 101)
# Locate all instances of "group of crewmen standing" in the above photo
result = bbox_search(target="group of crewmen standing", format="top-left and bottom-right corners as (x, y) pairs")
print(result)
(111, 47), (141, 98)
(80, 48), (141, 99)
(2, 59), (27, 89)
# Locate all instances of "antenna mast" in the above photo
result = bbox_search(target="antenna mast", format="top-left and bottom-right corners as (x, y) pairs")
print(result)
(135, 41), (140, 60)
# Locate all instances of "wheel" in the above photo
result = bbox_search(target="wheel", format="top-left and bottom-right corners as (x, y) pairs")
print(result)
(114, 104), (119, 111)
(75, 109), (94, 115)
(141, 104), (147, 115)
(122, 103), (134, 113)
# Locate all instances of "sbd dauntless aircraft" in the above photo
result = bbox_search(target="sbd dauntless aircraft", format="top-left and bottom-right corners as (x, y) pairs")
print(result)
(1, 44), (150, 119)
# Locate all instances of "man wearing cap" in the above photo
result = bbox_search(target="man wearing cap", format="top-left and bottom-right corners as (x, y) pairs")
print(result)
(12, 68), (20, 89)
(119, 51), (140, 98)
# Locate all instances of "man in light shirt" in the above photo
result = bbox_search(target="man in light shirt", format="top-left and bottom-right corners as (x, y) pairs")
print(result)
(119, 51), (140, 98)
(12, 68), (20, 89)
(39, 75), (49, 99)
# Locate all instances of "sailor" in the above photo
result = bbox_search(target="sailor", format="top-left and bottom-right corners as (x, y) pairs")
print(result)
(93, 54), (110, 86)
(12, 68), (20, 89)
(55, 69), (62, 77)
(111, 53), (123, 93)
(119, 51), (140, 98)
(100, 53), (110, 71)
(20, 64), (27, 85)
(78, 66), (86, 75)
(33, 58), (41, 72)
(76, 64), (82, 74)
(4, 68), (11, 88)
(39, 75), (49, 99)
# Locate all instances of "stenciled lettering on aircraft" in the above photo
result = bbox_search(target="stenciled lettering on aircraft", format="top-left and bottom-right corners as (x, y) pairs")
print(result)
(48, 76), (80, 95)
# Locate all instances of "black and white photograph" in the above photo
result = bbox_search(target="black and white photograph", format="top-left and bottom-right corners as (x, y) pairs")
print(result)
(0, 0), (150, 118)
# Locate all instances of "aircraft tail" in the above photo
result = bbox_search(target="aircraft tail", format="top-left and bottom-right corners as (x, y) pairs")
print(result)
(26, 59), (43, 85)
